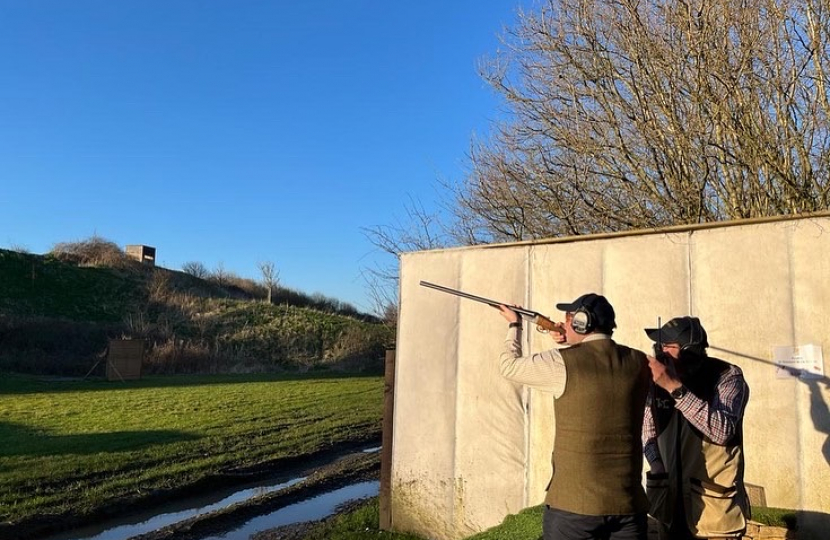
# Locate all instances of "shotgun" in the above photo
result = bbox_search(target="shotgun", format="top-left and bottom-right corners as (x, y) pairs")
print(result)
(419, 281), (564, 334)
(655, 316), (662, 356)
(654, 316), (670, 364)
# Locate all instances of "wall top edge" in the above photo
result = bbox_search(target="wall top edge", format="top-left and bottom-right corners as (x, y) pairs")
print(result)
(400, 211), (830, 258)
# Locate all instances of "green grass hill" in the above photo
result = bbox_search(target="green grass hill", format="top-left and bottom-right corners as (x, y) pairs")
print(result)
(0, 245), (394, 376)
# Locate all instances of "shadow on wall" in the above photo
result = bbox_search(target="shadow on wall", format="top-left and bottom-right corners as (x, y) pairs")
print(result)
(710, 346), (830, 467)
(796, 510), (830, 540)
(803, 377), (830, 465)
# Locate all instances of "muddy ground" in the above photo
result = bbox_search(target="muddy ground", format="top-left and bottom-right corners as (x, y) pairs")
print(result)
(132, 450), (380, 540)
(247, 496), (371, 540)
(6, 442), (666, 540)
(4, 439), (380, 540)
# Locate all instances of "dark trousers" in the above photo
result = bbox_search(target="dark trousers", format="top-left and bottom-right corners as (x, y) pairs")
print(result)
(543, 506), (647, 540)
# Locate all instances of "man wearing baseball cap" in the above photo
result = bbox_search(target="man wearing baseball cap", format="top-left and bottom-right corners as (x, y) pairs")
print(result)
(643, 316), (750, 540)
(498, 293), (650, 540)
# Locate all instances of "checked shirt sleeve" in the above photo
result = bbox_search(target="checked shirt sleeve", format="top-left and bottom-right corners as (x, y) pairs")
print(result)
(674, 365), (749, 445)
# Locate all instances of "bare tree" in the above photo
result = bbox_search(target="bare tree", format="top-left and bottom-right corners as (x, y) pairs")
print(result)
(181, 261), (209, 279)
(258, 260), (280, 304)
(456, 0), (830, 241)
(211, 262), (227, 288)
(361, 196), (451, 320)
(363, 0), (830, 312)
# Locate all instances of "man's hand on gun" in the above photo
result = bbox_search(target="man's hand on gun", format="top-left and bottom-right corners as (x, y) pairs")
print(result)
(497, 304), (520, 324)
(646, 354), (682, 393)
(498, 305), (567, 344)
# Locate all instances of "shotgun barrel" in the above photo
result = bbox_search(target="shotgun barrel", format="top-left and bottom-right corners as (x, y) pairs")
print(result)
(419, 281), (564, 334)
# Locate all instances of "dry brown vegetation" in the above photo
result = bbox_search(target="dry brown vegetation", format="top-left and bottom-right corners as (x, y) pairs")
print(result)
(0, 238), (391, 376)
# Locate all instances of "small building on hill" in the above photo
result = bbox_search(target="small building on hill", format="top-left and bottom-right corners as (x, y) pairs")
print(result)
(126, 245), (156, 266)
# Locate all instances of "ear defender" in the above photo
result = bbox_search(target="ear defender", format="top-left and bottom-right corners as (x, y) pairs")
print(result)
(570, 306), (594, 334)
(680, 317), (706, 355)
(682, 319), (697, 350)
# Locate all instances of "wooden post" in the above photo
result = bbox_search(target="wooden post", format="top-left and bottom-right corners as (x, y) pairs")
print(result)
(379, 348), (396, 530)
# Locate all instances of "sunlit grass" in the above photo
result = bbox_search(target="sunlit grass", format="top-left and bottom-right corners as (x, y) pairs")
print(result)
(464, 505), (544, 540)
(311, 500), (799, 540)
(0, 373), (382, 524)
(299, 498), (424, 540)
(299, 498), (542, 540)
(751, 506), (798, 529)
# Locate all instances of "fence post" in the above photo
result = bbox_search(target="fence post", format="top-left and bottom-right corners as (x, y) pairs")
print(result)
(379, 348), (396, 530)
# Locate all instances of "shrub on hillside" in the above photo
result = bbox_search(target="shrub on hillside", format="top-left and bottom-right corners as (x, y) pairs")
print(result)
(51, 235), (133, 269)
(144, 338), (217, 374)
(270, 287), (377, 322)
(223, 274), (266, 299)
(324, 323), (389, 372)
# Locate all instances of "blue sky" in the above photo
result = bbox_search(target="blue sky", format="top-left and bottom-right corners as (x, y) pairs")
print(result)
(0, 1), (523, 312)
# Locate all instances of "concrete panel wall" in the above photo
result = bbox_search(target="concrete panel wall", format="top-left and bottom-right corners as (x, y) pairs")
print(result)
(692, 223), (801, 509)
(392, 251), (462, 539)
(789, 220), (830, 519)
(391, 215), (830, 540)
(393, 246), (534, 539)
(452, 247), (530, 535)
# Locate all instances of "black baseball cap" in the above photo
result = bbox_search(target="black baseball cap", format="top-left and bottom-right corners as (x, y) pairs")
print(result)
(645, 316), (709, 348)
(555, 293), (617, 331)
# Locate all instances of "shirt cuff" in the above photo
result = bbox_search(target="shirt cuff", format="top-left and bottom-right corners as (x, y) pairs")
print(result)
(644, 442), (661, 465)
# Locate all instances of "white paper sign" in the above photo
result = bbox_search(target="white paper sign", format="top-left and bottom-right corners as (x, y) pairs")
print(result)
(773, 344), (825, 379)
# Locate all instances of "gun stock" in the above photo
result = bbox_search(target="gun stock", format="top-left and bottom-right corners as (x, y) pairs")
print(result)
(532, 314), (562, 333)
(420, 281), (564, 335)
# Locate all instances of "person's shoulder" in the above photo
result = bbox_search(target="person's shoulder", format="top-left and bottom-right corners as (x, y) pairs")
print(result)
(725, 361), (745, 379)
(709, 356), (747, 381)
(720, 363), (749, 394)
(611, 340), (648, 359)
(609, 337), (635, 348)
(708, 355), (741, 371)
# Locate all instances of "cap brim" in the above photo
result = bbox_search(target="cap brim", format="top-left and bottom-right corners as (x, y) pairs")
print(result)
(644, 326), (686, 343)
(555, 302), (578, 312)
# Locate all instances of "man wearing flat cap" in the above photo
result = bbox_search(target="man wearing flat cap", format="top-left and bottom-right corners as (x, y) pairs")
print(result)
(643, 316), (750, 540)
(498, 293), (651, 540)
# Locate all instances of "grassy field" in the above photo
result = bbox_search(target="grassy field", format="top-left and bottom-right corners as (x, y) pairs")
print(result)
(0, 372), (382, 527)
(1, 371), (799, 540)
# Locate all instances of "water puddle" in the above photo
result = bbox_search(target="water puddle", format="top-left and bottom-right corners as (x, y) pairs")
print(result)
(42, 477), (306, 540)
(203, 480), (379, 540)
(41, 446), (379, 540)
